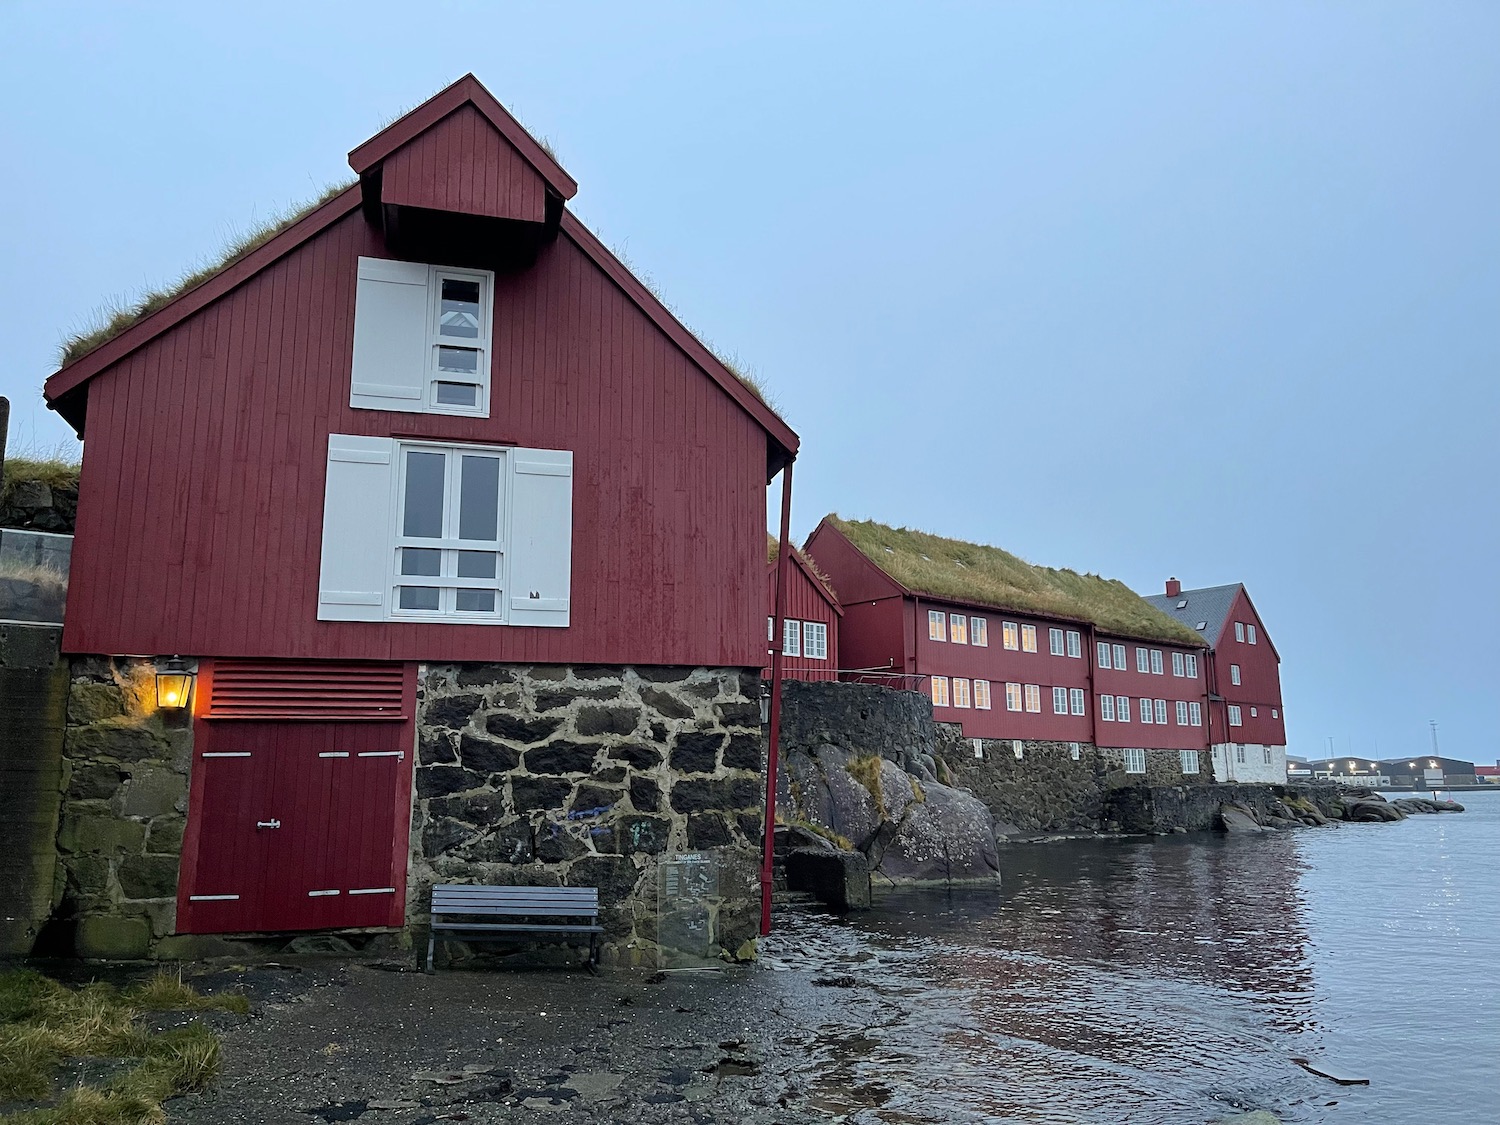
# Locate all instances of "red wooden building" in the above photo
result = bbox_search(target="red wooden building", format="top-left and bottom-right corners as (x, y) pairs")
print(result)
(42, 76), (797, 953)
(804, 517), (1211, 772)
(1144, 580), (1288, 782)
(765, 538), (841, 682)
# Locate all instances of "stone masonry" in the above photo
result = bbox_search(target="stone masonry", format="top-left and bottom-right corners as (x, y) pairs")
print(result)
(411, 664), (766, 965)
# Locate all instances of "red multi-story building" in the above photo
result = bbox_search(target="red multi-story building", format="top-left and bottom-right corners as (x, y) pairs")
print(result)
(804, 517), (1212, 776)
(1144, 580), (1287, 782)
(765, 539), (841, 682)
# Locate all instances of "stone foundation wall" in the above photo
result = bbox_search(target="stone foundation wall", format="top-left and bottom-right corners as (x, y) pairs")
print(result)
(52, 657), (191, 958)
(411, 664), (766, 964)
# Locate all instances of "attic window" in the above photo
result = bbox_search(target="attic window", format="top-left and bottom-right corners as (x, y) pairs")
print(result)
(920, 554), (931, 561)
(1176, 599), (1188, 609)
(954, 560), (968, 568)
(1196, 621), (1208, 630)
(884, 547), (895, 554)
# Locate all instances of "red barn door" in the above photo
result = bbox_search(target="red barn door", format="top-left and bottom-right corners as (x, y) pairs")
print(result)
(176, 661), (416, 935)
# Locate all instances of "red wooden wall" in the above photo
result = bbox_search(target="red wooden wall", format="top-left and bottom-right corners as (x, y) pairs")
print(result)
(1092, 634), (1209, 751)
(1209, 587), (1287, 747)
(380, 104), (548, 222)
(764, 555), (839, 682)
(63, 208), (770, 667)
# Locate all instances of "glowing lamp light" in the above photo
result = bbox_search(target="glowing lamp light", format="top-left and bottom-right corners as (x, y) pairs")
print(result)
(155, 657), (195, 711)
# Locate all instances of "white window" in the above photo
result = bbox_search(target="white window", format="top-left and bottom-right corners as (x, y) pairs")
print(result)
(1184, 654), (1198, 678)
(1150, 649), (1164, 676)
(1228, 705), (1243, 727)
(1230, 664), (1241, 686)
(1154, 699), (1168, 725)
(1272, 708), (1279, 719)
(1097, 641), (1112, 668)
(1069, 742), (1081, 761)
(1123, 748), (1147, 774)
(802, 621), (828, 660)
(972, 738), (984, 759)
(971, 617), (989, 647)
(1021, 625), (1038, 653)
(1012, 739), (1025, 760)
(950, 614), (968, 645)
(317, 437), (572, 626)
(1171, 652), (1184, 677)
(1066, 630), (1082, 658)
(1180, 750), (1200, 775)
(1136, 647), (1150, 673)
(1235, 622), (1246, 642)
(1112, 643), (1126, 670)
(1024, 684), (1041, 713)
(1049, 628), (1065, 656)
(1175, 701), (1189, 726)
(767, 616), (774, 642)
(1247, 624), (1257, 645)
(1053, 686), (1069, 715)
(1003, 621), (1019, 650)
(1116, 694), (1130, 723)
(1236, 744), (1247, 763)
(1070, 688), (1086, 716)
(1139, 697), (1153, 724)
(350, 257), (494, 416)
(1263, 747), (1273, 764)
(1006, 682), (1023, 712)
(953, 678), (972, 708)
(1100, 694), (1116, 721)
(974, 680), (992, 710)
(783, 619), (801, 657)
(931, 676), (950, 707)
(1190, 702), (1202, 725)
(1250, 706), (1257, 718)
(928, 610), (947, 641)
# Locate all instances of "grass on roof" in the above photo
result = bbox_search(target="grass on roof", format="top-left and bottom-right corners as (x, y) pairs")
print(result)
(3, 455), (82, 495)
(826, 516), (1203, 646)
(58, 181), (356, 368)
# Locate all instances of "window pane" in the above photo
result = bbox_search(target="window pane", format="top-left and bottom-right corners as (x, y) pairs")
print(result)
(457, 551), (497, 578)
(459, 455), (501, 541)
(398, 586), (440, 611)
(456, 588), (496, 612)
(402, 452), (446, 539)
(437, 346), (480, 374)
(435, 381), (478, 406)
(400, 547), (441, 576)
(439, 278), (481, 338)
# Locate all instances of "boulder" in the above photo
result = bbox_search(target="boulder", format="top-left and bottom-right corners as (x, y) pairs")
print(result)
(1219, 804), (1271, 834)
(877, 782), (1000, 884)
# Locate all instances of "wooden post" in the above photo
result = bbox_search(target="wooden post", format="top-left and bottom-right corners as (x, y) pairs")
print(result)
(760, 459), (794, 937)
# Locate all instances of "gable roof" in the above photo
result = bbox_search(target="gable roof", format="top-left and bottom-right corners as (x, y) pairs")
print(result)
(1143, 583), (1243, 647)
(768, 535), (841, 613)
(42, 76), (797, 470)
(817, 516), (1203, 646)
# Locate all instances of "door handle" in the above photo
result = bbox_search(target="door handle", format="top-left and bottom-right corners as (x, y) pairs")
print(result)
(256, 819), (281, 830)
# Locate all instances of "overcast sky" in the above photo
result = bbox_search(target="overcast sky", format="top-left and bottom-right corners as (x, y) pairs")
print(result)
(2, 2), (1496, 764)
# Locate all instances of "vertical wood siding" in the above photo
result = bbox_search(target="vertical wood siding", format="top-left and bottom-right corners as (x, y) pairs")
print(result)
(1210, 588), (1287, 747)
(65, 209), (767, 667)
(1092, 635), (1210, 751)
(764, 559), (839, 682)
(380, 105), (548, 222)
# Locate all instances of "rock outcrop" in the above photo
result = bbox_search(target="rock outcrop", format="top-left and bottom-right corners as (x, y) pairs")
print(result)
(1217, 786), (1462, 832)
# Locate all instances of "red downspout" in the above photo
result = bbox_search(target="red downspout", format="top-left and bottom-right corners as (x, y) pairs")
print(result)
(761, 459), (794, 937)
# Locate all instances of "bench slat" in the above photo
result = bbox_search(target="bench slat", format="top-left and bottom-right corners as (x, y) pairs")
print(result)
(432, 923), (605, 934)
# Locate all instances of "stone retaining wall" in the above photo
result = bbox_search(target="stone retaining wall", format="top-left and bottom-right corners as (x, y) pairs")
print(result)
(411, 664), (766, 965)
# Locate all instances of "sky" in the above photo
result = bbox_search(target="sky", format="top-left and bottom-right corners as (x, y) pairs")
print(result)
(2, 2), (1497, 764)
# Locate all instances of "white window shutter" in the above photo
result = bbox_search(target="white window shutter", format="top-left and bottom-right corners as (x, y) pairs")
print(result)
(317, 435), (396, 621)
(507, 449), (573, 627)
(350, 257), (430, 411)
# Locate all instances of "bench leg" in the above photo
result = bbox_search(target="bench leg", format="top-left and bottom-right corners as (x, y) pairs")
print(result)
(426, 931), (437, 975)
(588, 932), (600, 973)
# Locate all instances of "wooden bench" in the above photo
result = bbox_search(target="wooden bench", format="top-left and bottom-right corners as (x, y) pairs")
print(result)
(426, 884), (603, 973)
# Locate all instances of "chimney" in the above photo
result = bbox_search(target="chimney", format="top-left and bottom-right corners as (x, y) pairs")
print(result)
(1165, 577), (1181, 598)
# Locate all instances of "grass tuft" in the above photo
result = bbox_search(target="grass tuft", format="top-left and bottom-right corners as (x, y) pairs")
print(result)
(845, 755), (887, 818)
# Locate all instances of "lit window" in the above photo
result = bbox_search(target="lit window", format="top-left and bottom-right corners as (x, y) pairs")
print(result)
(1136, 647), (1150, 673)
(1140, 698), (1153, 724)
(928, 610), (946, 642)
(953, 678), (972, 708)
(1070, 688), (1085, 716)
(1003, 621), (1019, 650)
(1021, 625), (1038, 653)
(783, 619), (801, 657)
(802, 621), (828, 661)
(1053, 686), (1069, 715)
(1006, 682), (1023, 712)
(1024, 684), (1041, 713)
(1154, 699), (1167, 725)
(1066, 631), (1082, 658)
(950, 614), (968, 645)
(1189, 702), (1202, 726)
(971, 617), (988, 647)
(1247, 624), (1257, 645)
(1049, 628), (1065, 656)
(1235, 622), (1246, 642)
(974, 680), (992, 710)
(1230, 664), (1241, 686)
(931, 676), (949, 707)
(1113, 644), (1126, 670)
(1175, 701), (1189, 726)
(1116, 694), (1130, 723)
(1180, 750), (1200, 774)
(1100, 694), (1116, 721)
(1123, 748), (1147, 774)
(1184, 654), (1198, 678)
(1150, 649), (1164, 676)
(1228, 705), (1243, 727)
(1097, 641), (1112, 668)
(1171, 652), (1184, 677)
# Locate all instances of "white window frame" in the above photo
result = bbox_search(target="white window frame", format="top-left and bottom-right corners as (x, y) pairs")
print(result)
(1140, 698), (1153, 724)
(1100, 694), (1115, 722)
(1228, 705), (1243, 727)
(1024, 684), (1041, 713)
(783, 618), (801, 657)
(1190, 702), (1202, 725)
(1236, 744), (1247, 763)
(1123, 748), (1147, 774)
(1097, 641), (1112, 668)
(1271, 708), (1279, 719)
(1250, 706), (1257, 717)
(1021, 624), (1038, 653)
(1113, 643), (1126, 670)
(1247, 624), (1257, 645)
(1070, 688), (1085, 716)
(1116, 695), (1130, 723)
(1230, 664), (1241, 686)
(1175, 701), (1189, 726)
(928, 610), (947, 642)
(1052, 686), (1069, 715)
(1066, 630), (1082, 658)
(768, 616), (774, 642)
(1003, 621), (1019, 650)
(1184, 654), (1198, 678)
(953, 677), (972, 708)
(1136, 647), (1150, 673)
(1006, 682), (1023, 712)
(1263, 746), (1273, 764)
(1150, 649), (1164, 675)
(1235, 622), (1246, 642)
(930, 676), (949, 707)
(1180, 750), (1200, 775)
(1049, 627), (1066, 656)
(1154, 698), (1168, 725)
(974, 680), (992, 710)
(949, 614), (968, 645)
(1171, 652), (1184, 677)
(802, 621), (828, 661)
(971, 617), (989, 647)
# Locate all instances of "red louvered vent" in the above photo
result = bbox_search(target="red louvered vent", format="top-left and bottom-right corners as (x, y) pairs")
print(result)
(206, 660), (409, 721)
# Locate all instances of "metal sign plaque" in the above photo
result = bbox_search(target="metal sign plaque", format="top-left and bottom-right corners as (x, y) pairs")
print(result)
(656, 851), (720, 968)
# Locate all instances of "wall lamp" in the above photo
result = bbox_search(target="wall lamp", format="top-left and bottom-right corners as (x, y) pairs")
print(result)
(155, 656), (197, 712)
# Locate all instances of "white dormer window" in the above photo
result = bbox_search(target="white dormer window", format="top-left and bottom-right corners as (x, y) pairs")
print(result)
(350, 257), (495, 416)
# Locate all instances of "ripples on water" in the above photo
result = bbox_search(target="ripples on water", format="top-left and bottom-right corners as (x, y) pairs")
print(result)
(774, 790), (1500, 1125)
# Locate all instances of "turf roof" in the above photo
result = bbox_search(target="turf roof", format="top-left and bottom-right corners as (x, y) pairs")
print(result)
(823, 516), (1203, 646)
(768, 534), (839, 603)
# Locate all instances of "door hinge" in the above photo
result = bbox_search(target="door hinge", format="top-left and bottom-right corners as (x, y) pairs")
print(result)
(255, 819), (282, 830)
